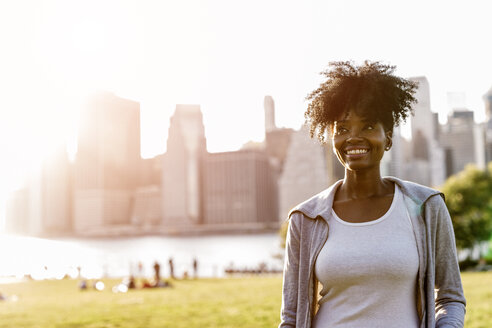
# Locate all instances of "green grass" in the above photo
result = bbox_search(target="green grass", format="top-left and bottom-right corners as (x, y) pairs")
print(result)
(462, 271), (492, 328)
(0, 271), (490, 327)
(0, 276), (282, 328)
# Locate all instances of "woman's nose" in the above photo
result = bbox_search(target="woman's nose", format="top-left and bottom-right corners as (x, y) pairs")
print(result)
(347, 128), (363, 141)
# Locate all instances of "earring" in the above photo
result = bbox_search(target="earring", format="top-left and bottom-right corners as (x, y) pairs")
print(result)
(385, 146), (390, 151)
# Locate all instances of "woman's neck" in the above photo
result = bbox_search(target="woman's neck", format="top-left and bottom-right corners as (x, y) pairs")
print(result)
(339, 168), (391, 200)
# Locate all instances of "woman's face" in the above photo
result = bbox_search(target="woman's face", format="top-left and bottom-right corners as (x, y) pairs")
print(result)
(331, 110), (391, 172)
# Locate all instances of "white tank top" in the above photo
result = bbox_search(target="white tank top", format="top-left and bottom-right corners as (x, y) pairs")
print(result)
(313, 185), (420, 328)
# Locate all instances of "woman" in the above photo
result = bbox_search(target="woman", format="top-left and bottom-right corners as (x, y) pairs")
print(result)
(279, 61), (466, 328)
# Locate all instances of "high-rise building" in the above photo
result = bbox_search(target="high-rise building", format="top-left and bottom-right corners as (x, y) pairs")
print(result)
(162, 105), (207, 227)
(139, 155), (163, 187)
(381, 126), (404, 178)
(265, 128), (293, 173)
(202, 149), (278, 227)
(264, 95), (276, 133)
(483, 87), (492, 163)
(5, 147), (72, 236)
(6, 169), (44, 236)
(5, 188), (29, 234)
(133, 155), (163, 227)
(403, 77), (446, 187)
(132, 185), (162, 227)
(73, 92), (141, 232)
(41, 147), (72, 234)
(409, 77), (435, 145)
(439, 109), (478, 177)
(484, 86), (492, 122)
(262, 95), (293, 176)
(278, 125), (343, 221)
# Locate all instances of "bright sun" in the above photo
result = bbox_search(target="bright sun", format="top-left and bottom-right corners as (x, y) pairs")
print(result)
(1, 19), (114, 197)
(72, 20), (106, 55)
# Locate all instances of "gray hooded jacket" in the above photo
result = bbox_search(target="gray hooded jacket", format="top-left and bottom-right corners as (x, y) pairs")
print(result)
(279, 177), (466, 328)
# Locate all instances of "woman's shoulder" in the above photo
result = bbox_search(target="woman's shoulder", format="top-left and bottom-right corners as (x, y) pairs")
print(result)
(288, 180), (342, 220)
(385, 176), (443, 204)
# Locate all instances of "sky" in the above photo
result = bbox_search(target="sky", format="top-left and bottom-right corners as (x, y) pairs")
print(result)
(0, 0), (492, 224)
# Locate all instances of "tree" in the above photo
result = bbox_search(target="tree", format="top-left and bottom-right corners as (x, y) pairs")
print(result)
(439, 163), (492, 253)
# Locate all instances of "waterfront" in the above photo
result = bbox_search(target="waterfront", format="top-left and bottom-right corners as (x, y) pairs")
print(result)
(0, 233), (284, 280)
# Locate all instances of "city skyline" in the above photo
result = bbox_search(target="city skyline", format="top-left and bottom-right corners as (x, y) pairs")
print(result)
(3, 86), (492, 236)
(4, 97), (282, 236)
(1, 0), (492, 228)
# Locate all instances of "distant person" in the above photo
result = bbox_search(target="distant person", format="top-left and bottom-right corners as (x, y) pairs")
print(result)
(279, 61), (466, 327)
(79, 280), (87, 290)
(127, 275), (136, 289)
(153, 261), (161, 285)
(142, 278), (153, 289)
(258, 262), (267, 274)
(168, 258), (175, 279)
(193, 258), (198, 279)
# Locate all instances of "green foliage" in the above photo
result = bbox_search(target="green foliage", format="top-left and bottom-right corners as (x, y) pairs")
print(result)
(440, 164), (492, 251)
(485, 239), (492, 261)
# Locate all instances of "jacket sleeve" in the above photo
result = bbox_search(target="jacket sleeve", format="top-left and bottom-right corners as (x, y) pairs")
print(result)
(279, 214), (301, 328)
(429, 195), (466, 328)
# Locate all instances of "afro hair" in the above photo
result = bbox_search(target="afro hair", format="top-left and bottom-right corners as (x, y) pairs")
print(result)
(305, 61), (418, 143)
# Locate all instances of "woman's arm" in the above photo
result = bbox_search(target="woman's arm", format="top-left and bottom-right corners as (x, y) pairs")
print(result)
(429, 195), (466, 328)
(279, 214), (302, 328)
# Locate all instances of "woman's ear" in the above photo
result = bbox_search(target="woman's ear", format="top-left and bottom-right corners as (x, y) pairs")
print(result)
(385, 130), (393, 151)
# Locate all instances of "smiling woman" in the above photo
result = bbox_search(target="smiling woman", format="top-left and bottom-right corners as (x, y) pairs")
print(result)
(332, 112), (389, 172)
(279, 61), (466, 328)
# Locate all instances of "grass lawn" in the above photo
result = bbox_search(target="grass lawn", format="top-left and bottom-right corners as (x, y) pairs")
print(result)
(0, 276), (282, 328)
(461, 271), (492, 328)
(0, 271), (490, 327)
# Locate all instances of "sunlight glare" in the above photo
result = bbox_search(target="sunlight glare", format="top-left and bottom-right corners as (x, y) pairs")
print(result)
(72, 20), (106, 54)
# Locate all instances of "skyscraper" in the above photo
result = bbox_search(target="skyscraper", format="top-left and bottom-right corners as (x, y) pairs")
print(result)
(6, 144), (73, 236)
(41, 147), (72, 234)
(264, 95), (276, 133)
(162, 105), (207, 227)
(484, 86), (492, 121)
(278, 125), (343, 221)
(263, 95), (293, 174)
(74, 92), (141, 232)
(5, 188), (29, 234)
(439, 109), (478, 177)
(483, 87), (492, 163)
(202, 149), (278, 227)
(405, 77), (445, 186)
(409, 77), (435, 156)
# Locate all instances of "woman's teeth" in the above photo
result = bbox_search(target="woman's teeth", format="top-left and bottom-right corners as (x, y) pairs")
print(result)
(346, 149), (368, 154)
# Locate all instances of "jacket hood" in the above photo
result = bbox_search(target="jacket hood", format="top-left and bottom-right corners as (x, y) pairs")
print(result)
(288, 176), (443, 221)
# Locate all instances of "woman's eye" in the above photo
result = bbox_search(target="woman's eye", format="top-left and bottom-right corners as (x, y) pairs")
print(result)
(365, 125), (374, 130)
(336, 127), (347, 134)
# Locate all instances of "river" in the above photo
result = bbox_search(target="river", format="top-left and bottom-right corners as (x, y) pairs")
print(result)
(0, 233), (284, 281)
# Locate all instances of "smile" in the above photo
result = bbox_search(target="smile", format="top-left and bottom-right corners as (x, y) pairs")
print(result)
(345, 149), (368, 155)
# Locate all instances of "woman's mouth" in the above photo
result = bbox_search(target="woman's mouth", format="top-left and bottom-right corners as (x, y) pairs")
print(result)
(345, 148), (369, 155)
